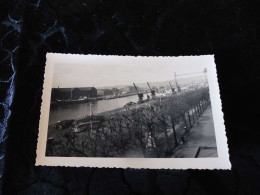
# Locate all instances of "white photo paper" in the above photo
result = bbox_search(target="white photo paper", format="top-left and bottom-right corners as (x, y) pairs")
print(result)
(36, 54), (231, 169)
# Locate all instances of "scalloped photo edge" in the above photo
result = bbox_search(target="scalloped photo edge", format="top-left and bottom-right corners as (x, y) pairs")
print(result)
(36, 53), (231, 169)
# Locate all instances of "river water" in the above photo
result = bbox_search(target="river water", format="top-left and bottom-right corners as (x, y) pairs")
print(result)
(48, 95), (139, 125)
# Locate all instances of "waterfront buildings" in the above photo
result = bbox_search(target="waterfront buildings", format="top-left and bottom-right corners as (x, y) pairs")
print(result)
(51, 87), (97, 101)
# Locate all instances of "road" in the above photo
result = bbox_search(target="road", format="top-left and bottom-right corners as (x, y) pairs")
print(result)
(172, 106), (218, 158)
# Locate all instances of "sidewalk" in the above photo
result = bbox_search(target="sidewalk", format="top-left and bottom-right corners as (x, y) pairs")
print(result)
(172, 106), (218, 158)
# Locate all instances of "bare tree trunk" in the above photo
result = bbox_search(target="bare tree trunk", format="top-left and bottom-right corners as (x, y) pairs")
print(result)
(139, 125), (146, 156)
(199, 101), (203, 113)
(187, 111), (192, 128)
(171, 117), (178, 147)
(194, 106), (199, 119)
(183, 113), (187, 128)
(192, 108), (195, 123)
(118, 120), (126, 154)
(162, 121), (170, 149)
(202, 99), (206, 110)
(197, 104), (201, 116)
(149, 125), (155, 148)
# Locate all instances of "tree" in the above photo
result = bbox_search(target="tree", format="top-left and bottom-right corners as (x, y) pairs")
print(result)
(47, 87), (211, 158)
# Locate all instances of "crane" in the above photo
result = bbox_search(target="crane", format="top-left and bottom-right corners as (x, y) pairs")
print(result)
(174, 69), (208, 90)
(175, 70), (205, 77)
(174, 72), (181, 93)
(133, 83), (143, 103)
(147, 82), (156, 100)
(169, 82), (175, 94)
(203, 68), (208, 86)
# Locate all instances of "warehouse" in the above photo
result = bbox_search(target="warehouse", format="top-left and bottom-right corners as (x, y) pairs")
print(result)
(51, 87), (97, 101)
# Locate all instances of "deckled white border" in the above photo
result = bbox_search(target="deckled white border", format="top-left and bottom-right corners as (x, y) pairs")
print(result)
(36, 53), (231, 169)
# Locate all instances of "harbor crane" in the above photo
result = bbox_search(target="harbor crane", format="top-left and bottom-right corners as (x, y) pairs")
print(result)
(203, 68), (208, 86)
(174, 69), (208, 91)
(133, 83), (143, 103)
(169, 82), (175, 94)
(147, 82), (156, 100)
(174, 72), (181, 93)
(175, 70), (207, 77)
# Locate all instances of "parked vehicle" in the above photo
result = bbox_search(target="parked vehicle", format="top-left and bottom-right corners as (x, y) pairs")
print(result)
(75, 115), (105, 124)
(124, 102), (136, 108)
(55, 119), (74, 129)
(71, 115), (105, 133)
(73, 121), (102, 133)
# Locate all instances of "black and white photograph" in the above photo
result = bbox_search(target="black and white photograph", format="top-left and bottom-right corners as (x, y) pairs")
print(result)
(36, 54), (230, 169)
(4, 1), (260, 193)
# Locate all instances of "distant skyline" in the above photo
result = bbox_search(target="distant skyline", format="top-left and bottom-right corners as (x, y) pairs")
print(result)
(52, 56), (213, 88)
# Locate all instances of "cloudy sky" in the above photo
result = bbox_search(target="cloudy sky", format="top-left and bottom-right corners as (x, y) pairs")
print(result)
(52, 55), (213, 88)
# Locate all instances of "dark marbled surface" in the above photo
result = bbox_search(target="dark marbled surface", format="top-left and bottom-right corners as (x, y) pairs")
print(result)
(1, 0), (260, 194)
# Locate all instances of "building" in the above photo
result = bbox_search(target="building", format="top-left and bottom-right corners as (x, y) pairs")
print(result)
(51, 88), (72, 101)
(97, 89), (114, 96)
(76, 87), (97, 98)
(103, 89), (113, 96)
(124, 86), (136, 94)
(51, 87), (97, 101)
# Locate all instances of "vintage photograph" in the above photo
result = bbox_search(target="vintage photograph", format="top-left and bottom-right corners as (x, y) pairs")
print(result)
(46, 55), (217, 158)
(36, 54), (230, 169)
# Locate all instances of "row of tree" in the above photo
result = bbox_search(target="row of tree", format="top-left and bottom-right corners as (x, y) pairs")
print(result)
(46, 87), (211, 158)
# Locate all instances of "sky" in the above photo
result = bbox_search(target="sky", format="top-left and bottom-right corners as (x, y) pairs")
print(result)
(52, 55), (213, 88)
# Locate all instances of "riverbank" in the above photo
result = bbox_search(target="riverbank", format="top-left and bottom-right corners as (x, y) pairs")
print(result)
(47, 100), (150, 140)
(96, 101), (152, 118)
(48, 94), (139, 125)
(51, 93), (138, 106)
